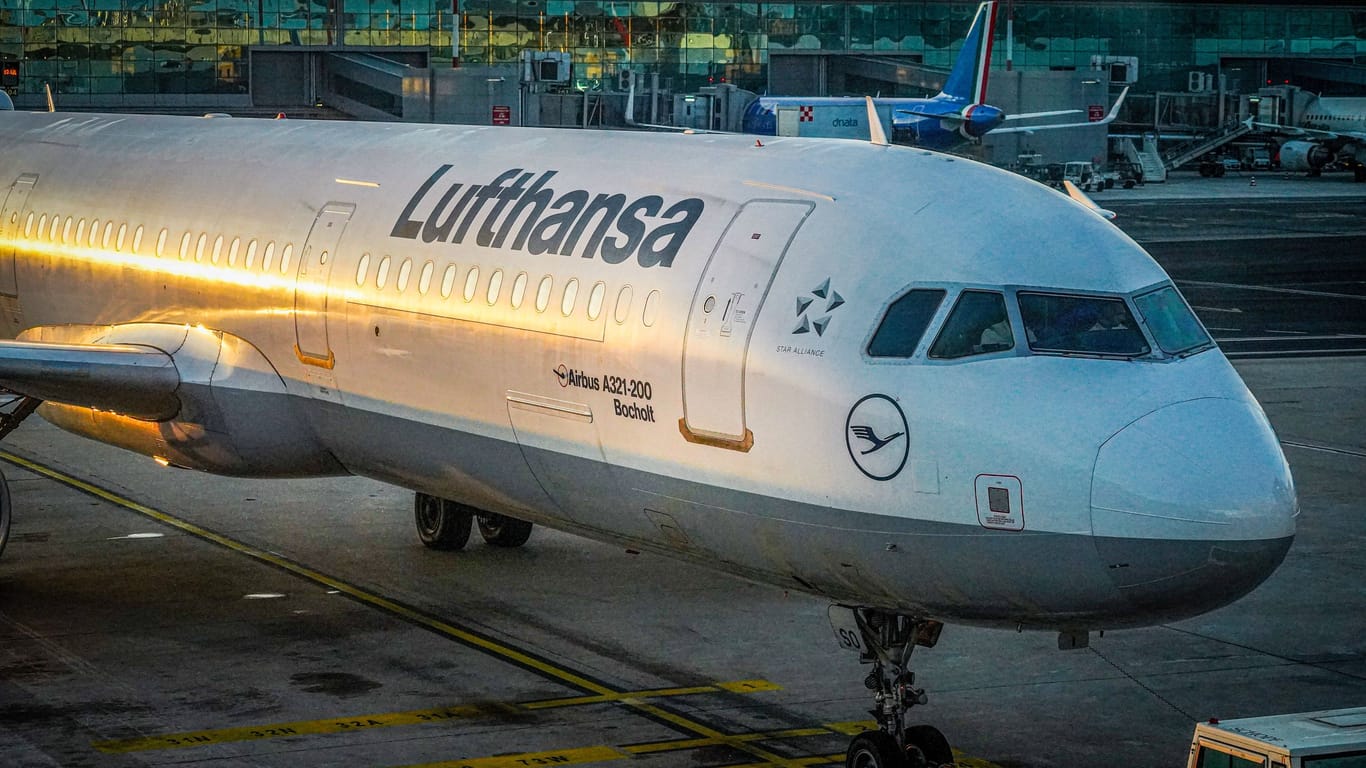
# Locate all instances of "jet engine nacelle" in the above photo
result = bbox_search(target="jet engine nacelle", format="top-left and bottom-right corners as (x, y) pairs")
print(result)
(1278, 140), (1334, 172)
(22, 323), (345, 477)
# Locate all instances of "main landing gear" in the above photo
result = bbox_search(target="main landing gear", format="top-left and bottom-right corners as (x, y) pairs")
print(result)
(836, 608), (953, 768)
(414, 492), (533, 551)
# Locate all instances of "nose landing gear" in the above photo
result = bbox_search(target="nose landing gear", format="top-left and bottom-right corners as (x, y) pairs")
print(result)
(834, 607), (953, 768)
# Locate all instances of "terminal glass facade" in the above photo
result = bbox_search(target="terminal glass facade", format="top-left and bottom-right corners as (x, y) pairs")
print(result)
(0, 1), (1362, 100)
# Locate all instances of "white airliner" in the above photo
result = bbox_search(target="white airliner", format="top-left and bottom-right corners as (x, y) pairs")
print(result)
(1262, 95), (1366, 182)
(0, 104), (1296, 766)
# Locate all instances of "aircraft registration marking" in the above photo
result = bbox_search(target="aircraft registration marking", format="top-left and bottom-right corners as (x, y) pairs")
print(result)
(92, 679), (782, 753)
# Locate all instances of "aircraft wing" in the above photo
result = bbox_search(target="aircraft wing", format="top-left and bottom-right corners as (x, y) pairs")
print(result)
(0, 340), (180, 420)
(1253, 122), (1366, 145)
(991, 86), (1129, 136)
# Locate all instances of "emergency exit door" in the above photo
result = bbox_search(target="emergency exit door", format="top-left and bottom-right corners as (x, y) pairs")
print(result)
(0, 174), (38, 297)
(681, 199), (813, 449)
(294, 202), (354, 368)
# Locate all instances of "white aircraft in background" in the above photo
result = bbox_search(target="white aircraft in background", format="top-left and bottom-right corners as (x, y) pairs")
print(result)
(1260, 95), (1366, 182)
(0, 103), (1296, 766)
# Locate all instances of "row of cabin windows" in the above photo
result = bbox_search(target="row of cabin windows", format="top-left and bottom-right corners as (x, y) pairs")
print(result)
(355, 253), (654, 326)
(23, 211), (296, 274)
(22, 209), (662, 328)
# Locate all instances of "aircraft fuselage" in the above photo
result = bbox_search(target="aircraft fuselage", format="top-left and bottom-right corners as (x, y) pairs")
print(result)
(0, 112), (1296, 631)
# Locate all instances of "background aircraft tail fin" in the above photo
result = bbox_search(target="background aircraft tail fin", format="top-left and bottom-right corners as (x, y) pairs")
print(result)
(939, 2), (996, 105)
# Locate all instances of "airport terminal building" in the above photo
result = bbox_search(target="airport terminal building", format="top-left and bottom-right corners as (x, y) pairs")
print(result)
(1, 0), (1363, 113)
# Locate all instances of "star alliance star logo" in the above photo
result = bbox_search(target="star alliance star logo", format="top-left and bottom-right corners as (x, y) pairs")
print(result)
(793, 278), (844, 336)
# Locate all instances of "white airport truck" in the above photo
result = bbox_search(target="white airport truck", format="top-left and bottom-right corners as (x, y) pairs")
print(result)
(1188, 707), (1366, 768)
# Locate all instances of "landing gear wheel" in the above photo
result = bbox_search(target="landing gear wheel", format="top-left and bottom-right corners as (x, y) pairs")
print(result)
(846, 731), (906, 768)
(476, 512), (533, 547)
(0, 468), (10, 560)
(905, 725), (953, 768)
(414, 492), (472, 550)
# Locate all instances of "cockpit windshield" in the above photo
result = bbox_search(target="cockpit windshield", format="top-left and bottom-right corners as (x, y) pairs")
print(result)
(1019, 292), (1150, 357)
(1133, 284), (1213, 356)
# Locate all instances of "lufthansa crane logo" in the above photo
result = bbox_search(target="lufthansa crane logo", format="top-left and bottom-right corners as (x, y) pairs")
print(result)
(845, 394), (909, 481)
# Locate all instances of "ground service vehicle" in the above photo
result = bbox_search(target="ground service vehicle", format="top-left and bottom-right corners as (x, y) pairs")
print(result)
(1189, 707), (1366, 768)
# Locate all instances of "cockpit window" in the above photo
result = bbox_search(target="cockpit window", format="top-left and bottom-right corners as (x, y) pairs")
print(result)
(1019, 292), (1150, 357)
(928, 290), (1013, 359)
(1133, 285), (1212, 355)
(868, 289), (946, 358)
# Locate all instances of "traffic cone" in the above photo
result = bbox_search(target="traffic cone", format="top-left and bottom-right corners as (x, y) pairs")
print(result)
(1250, 176), (1257, 187)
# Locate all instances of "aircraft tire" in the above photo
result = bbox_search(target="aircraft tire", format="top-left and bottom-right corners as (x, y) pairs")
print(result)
(415, 492), (472, 550)
(904, 725), (953, 768)
(476, 512), (533, 548)
(845, 731), (905, 768)
(0, 468), (9, 560)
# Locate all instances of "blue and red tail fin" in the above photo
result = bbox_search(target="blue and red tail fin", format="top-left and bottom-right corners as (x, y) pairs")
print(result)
(939, 2), (997, 105)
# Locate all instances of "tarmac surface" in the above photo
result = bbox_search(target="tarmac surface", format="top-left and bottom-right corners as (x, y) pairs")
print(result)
(0, 176), (1364, 768)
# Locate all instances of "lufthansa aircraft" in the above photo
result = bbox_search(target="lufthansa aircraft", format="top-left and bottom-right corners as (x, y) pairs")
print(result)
(0, 101), (1296, 766)
(740, 2), (1125, 151)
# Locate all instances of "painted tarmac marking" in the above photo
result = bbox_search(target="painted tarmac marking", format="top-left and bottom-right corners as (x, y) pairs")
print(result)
(1179, 279), (1366, 301)
(398, 721), (1005, 768)
(408, 745), (629, 768)
(92, 679), (780, 753)
(0, 451), (798, 766)
(1282, 440), (1366, 459)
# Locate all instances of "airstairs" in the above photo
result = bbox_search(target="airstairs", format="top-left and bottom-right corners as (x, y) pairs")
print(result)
(1160, 119), (1255, 172)
(1119, 137), (1168, 183)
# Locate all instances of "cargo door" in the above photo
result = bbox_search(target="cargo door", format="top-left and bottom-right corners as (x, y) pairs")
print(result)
(681, 199), (813, 450)
(0, 174), (38, 297)
(293, 202), (354, 369)
(777, 108), (800, 137)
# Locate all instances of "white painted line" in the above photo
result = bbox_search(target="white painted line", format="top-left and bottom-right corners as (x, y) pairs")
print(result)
(1179, 280), (1366, 301)
(106, 532), (165, 540)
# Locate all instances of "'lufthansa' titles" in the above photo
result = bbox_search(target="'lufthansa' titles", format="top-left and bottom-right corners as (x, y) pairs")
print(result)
(391, 165), (705, 268)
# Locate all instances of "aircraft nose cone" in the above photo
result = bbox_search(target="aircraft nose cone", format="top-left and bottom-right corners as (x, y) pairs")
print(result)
(1090, 397), (1296, 623)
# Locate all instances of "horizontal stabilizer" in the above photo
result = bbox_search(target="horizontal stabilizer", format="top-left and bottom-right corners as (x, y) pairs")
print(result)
(1004, 109), (1082, 122)
(992, 87), (1129, 136)
(0, 340), (180, 420)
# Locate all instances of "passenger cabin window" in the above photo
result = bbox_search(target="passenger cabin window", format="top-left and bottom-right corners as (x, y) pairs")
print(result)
(587, 282), (606, 321)
(156, 229), (167, 257)
(418, 261), (433, 295)
(561, 278), (579, 316)
(929, 291), (1013, 359)
(487, 269), (503, 305)
(1133, 285), (1211, 356)
(396, 258), (412, 292)
(1019, 292), (1149, 357)
(355, 253), (371, 285)
(440, 264), (457, 298)
(245, 239), (258, 268)
(463, 267), (480, 302)
(868, 289), (947, 358)
(376, 255), (391, 289)
(510, 272), (527, 308)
